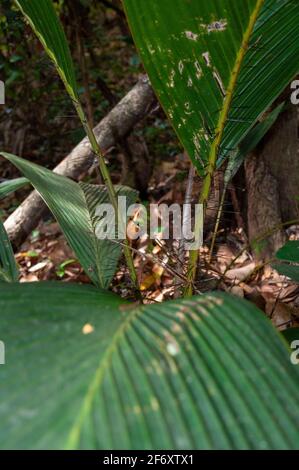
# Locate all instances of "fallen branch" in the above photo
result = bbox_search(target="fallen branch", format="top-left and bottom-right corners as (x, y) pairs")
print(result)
(4, 76), (156, 247)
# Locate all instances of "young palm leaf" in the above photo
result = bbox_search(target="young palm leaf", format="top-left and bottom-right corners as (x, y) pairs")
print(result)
(0, 177), (29, 200)
(0, 178), (27, 282)
(0, 152), (137, 289)
(272, 241), (299, 283)
(0, 220), (18, 282)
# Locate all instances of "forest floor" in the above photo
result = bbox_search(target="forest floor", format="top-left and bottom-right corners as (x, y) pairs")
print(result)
(8, 153), (299, 333)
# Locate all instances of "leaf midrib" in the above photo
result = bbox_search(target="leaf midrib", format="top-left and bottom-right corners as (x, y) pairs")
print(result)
(80, 187), (105, 288)
(201, 0), (265, 202)
(65, 303), (143, 449)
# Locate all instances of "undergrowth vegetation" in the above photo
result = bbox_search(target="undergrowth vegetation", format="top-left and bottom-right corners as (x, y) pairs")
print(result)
(0, 0), (299, 450)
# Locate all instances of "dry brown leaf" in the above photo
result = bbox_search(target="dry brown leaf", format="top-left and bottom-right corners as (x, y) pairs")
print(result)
(20, 273), (39, 282)
(229, 285), (244, 298)
(267, 301), (293, 330)
(28, 261), (49, 273)
(225, 262), (256, 282)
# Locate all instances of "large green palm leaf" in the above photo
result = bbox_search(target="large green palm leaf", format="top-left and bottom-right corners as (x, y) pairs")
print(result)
(123, 0), (299, 175)
(0, 282), (299, 449)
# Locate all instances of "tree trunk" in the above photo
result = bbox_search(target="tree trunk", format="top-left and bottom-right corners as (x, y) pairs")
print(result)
(4, 77), (156, 248)
(245, 105), (299, 259)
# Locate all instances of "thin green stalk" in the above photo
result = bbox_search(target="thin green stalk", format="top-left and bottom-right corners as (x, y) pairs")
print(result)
(74, 101), (141, 298)
(209, 161), (233, 264)
(183, 195), (205, 297)
(209, 186), (226, 264)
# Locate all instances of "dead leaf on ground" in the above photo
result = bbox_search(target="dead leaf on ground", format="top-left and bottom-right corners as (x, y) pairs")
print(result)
(225, 262), (256, 283)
